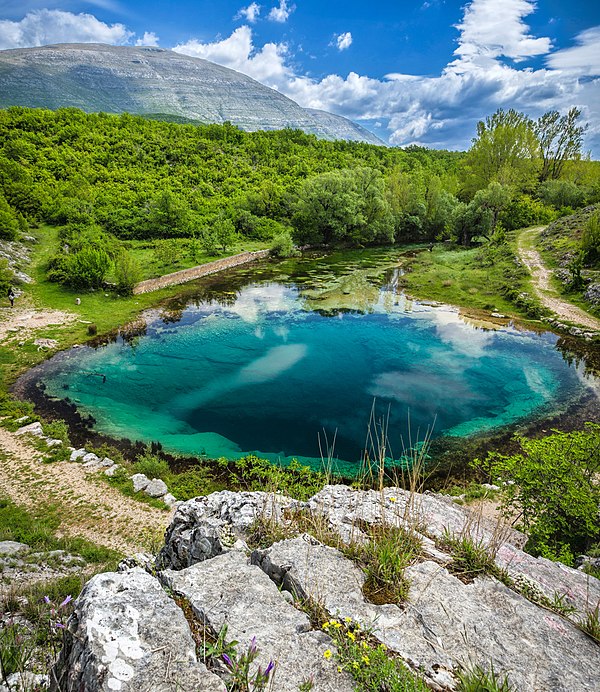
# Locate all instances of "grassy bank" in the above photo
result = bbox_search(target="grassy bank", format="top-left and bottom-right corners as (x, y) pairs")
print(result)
(402, 236), (541, 319)
(1, 226), (270, 391)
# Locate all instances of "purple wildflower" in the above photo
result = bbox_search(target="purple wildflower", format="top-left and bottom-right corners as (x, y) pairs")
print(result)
(60, 595), (73, 608)
(54, 623), (66, 629)
(265, 660), (275, 676)
(43, 596), (51, 604)
(249, 637), (257, 654)
(222, 653), (233, 667)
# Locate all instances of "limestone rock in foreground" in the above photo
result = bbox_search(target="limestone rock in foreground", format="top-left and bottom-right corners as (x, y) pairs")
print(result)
(157, 490), (295, 570)
(50, 568), (225, 692)
(160, 550), (353, 692)
(256, 536), (600, 692)
(308, 485), (600, 615)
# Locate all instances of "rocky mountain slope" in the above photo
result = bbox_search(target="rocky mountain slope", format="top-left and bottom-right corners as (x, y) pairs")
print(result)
(50, 486), (600, 691)
(0, 43), (384, 145)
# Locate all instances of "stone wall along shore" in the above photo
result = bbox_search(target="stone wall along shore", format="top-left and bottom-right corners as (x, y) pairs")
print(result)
(132, 249), (270, 295)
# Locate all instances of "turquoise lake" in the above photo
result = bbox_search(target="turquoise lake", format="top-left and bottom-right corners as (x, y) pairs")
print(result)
(37, 251), (598, 472)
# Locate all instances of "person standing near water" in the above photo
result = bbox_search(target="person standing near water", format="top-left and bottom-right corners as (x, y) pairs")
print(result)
(7, 288), (15, 308)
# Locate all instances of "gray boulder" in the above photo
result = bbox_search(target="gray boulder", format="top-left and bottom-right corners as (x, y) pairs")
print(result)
(0, 541), (30, 556)
(81, 453), (99, 465)
(14, 421), (43, 437)
(160, 551), (353, 692)
(69, 448), (87, 462)
(104, 464), (121, 477)
(50, 568), (225, 692)
(130, 473), (150, 493)
(157, 491), (295, 570)
(144, 478), (168, 498)
(163, 493), (178, 508)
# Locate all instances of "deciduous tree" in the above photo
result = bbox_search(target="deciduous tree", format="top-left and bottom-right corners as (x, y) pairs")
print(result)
(535, 107), (587, 182)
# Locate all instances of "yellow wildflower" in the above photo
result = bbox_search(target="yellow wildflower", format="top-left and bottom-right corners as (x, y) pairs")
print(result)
(352, 662), (359, 670)
(361, 641), (369, 650)
(344, 616), (352, 624)
(362, 656), (370, 665)
(347, 631), (356, 642)
(322, 621), (330, 630)
(379, 643), (387, 651)
(389, 496), (397, 503)
(331, 621), (342, 629)
(323, 649), (333, 660)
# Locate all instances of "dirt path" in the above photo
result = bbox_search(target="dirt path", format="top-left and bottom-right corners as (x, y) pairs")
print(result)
(0, 299), (172, 556)
(517, 227), (600, 331)
(0, 426), (171, 555)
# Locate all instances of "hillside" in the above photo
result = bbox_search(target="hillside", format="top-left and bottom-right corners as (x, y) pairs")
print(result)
(0, 43), (384, 146)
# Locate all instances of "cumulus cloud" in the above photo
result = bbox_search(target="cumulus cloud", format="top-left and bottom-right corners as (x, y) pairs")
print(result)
(135, 31), (159, 47)
(268, 0), (294, 23)
(546, 26), (600, 76)
(235, 3), (261, 23)
(0, 9), (133, 49)
(333, 31), (352, 51)
(452, 0), (552, 66)
(173, 26), (290, 87)
(171, 0), (599, 153)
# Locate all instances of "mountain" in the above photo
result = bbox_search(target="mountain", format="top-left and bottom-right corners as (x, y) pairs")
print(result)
(0, 43), (384, 146)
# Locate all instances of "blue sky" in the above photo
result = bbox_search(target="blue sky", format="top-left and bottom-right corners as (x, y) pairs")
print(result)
(0, 0), (599, 154)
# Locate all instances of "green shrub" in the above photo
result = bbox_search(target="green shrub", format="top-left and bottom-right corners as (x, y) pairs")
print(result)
(0, 260), (15, 300)
(346, 526), (421, 604)
(169, 465), (226, 500)
(581, 211), (600, 263)
(0, 194), (19, 241)
(324, 618), (427, 691)
(440, 532), (508, 582)
(225, 455), (326, 501)
(270, 229), (298, 258)
(132, 451), (172, 482)
(537, 179), (586, 210)
(114, 248), (141, 294)
(43, 419), (70, 445)
(475, 425), (600, 563)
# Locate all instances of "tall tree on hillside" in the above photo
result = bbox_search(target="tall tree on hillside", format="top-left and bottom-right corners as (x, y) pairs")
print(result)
(535, 107), (588, 182)
(463, 109), (539, 195)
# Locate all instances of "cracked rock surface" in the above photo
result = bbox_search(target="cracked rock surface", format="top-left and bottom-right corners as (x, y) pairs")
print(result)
(160, 550), (353, 692)
(255, 536), (599, 691)
(52, 487), (600, 692)
(50, 568), (225, 692)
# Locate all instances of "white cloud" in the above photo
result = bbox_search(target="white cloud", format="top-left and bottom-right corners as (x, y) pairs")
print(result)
(235, 3), (261, 23)
(452, 0), (552, 66)
(546, 26), (600, 76)
(135, 31), (159, 47)
(268, 0), (294, 23)
(0, 9), (133, 49)
(334, 31), (352, 51)
(173, 26), (290, 87)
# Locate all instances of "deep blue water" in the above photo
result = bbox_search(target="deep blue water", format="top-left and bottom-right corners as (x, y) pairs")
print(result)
(38, 255), (597, 472)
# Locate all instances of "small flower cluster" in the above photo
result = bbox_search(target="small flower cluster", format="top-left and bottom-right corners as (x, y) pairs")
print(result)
(222, 636), (275, 691)
(321, 616), (425, 690)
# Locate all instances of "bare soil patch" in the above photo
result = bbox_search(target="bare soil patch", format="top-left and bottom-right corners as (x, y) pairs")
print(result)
(0, 427), (171, 555)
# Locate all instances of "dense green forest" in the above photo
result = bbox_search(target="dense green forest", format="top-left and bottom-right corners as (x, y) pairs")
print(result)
(0, 105), (599, 292)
